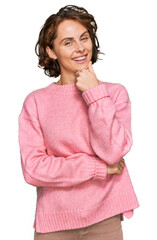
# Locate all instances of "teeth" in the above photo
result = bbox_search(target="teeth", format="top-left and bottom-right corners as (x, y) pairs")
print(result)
(74, 56), (86, 61)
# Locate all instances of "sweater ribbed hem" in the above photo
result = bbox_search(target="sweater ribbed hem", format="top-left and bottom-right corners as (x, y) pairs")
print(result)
(93, 157), (107, 180)
(82, 83), (110, 106)
(88, 156), (107, 181)
(33, 189), (139, 233)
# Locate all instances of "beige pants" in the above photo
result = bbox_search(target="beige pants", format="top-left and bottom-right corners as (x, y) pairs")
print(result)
(34, 214), (123, 240)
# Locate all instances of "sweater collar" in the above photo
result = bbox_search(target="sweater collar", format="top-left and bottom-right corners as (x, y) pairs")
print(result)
(49, 80), (102, 94)
(50, 82), (81, 94)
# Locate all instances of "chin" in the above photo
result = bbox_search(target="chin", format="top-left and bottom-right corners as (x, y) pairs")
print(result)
(77, 62), (89, 70)
(71, 59), (90, 73)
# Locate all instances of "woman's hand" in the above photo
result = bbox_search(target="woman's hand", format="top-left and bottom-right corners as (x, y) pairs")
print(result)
(75, 61), (99, 92)
(107, 158), (125, 175)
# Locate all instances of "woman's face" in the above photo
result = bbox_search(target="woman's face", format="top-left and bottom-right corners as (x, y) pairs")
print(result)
(47, 19), (93, 76)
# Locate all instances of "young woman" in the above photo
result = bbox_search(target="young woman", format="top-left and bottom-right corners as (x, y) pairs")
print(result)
(18, 5), (139, 240)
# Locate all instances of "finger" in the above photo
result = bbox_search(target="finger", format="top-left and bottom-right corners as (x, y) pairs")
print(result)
(88, 61), (95, 73)
(119, 161), (125, 171)
(118, 164), (123, 171)
(120, 159), (125, 165)
(119, 158), (124, 163)
(75, 71), (80, 77)
(119, 159), (125, 164)
(116, 169), (121, 175)
(116, 169), (122, 175)
(118, 162), (123, 169)
(121, 158), (125, 165)
(119, 160), (125, 168)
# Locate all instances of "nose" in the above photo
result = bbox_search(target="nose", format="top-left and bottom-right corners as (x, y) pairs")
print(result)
(75, 41), (85, 53)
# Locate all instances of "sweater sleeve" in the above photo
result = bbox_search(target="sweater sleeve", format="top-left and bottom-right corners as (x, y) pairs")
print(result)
(18, 92), (107, 188)
(82, 82), (133, 165)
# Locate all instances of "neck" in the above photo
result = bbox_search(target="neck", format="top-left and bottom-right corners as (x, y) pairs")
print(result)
(57, 71), (77, 85)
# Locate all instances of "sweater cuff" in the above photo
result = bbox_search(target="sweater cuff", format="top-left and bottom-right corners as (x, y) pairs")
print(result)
(89, 156), (107, 181)
(82, 83), (110, 106)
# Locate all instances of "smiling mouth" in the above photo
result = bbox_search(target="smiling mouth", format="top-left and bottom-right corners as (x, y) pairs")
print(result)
(72, 54), (88, 64)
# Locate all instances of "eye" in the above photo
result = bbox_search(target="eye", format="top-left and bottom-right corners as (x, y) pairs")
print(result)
(81, 37), (88, 41)
(65, 41), (73, 46)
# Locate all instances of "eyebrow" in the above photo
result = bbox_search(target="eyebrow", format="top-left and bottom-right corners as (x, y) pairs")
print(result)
(60, 30), (89, 44)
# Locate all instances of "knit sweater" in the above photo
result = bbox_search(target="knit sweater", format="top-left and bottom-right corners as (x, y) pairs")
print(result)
(18, 79), (139, 233)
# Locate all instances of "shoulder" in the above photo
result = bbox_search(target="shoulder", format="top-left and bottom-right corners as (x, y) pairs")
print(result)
(20, 83), (53, 118)
(22, 82), (53, 104)
(98, 80), (130, 103)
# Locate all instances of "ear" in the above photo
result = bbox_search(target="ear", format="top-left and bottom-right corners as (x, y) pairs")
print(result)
(46, 46), (57, 60)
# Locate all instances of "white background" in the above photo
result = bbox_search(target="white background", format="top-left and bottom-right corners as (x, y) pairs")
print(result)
(0, 0), (157, 239)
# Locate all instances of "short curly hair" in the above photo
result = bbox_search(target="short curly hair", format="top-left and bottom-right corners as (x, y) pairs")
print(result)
(35, 5), (103, 78)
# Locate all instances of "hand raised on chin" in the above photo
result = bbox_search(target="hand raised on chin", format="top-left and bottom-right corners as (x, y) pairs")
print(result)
(75, 61), (99, 92)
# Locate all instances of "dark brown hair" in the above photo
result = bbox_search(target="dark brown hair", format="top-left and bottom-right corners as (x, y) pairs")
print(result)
(35, 5), (103, 77)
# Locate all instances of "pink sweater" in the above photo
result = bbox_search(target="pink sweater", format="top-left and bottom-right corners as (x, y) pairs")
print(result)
(18, 79), (139, 233)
